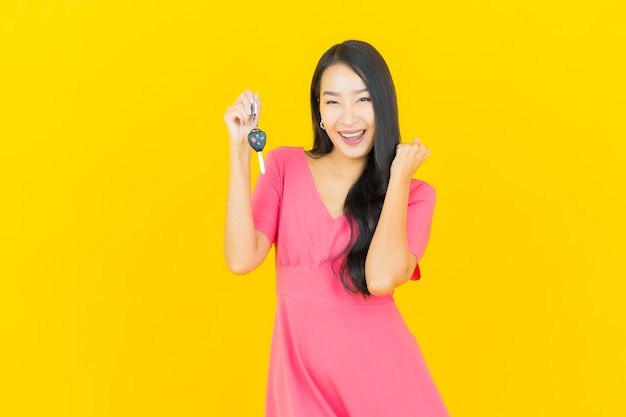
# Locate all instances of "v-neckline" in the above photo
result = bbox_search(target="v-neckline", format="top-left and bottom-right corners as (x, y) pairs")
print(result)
(300, 150), (346, 222)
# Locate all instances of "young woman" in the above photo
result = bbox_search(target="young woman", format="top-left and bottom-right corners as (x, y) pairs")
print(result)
(224, 40), (449, 417)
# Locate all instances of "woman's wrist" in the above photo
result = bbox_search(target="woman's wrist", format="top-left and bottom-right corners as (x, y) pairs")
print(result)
(229, 142), (252, 172)
(388, 171), (412, 189)
(230, 142), (252, 157)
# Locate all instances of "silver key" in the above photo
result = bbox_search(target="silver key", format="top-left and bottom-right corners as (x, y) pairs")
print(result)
(247, 96), (266, 174)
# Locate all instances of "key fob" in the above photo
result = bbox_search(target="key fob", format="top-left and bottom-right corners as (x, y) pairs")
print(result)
(247, 128), (266, 152)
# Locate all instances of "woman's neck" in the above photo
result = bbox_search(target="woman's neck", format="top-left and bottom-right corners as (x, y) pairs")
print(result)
(324, 149), (367, 180)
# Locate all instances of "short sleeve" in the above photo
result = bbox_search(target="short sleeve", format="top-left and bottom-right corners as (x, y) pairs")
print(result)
(407, 181), (436, 280)
(251, 148), (284, 244)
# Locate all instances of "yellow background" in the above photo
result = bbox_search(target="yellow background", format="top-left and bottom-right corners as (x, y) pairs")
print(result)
(1, 0), (624, 416)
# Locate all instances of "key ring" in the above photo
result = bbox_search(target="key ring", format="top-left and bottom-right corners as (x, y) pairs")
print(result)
(251, 96), (259, 128)
(247, 94), (266, 174)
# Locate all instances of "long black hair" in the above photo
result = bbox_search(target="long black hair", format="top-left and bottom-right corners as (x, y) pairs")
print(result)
(308, 40), (400, 297)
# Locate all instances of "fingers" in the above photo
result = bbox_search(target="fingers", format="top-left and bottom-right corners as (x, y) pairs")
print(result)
(395, 137), (431, 172)
(225, 89), (253, 124)
(391, 138), (431, 179)
(397, 138), (429, 156)
(224, 89), (262, 125)
(237, 90), (263, 119)
(238, 89), (254, 116)
(224, 103), (247, 126)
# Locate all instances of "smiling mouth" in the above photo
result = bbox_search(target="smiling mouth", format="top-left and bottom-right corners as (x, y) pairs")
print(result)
(340, 130), (365, 140)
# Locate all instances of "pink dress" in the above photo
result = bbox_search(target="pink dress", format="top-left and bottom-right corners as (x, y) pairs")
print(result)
(252, 147), (449, 417)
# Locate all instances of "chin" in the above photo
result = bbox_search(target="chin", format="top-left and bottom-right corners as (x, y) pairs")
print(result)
(332, 136), (374, 160)
(339, 145), (373, 161)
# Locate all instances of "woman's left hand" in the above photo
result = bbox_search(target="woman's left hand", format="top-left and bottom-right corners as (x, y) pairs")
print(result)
(390, 137), (431, 182)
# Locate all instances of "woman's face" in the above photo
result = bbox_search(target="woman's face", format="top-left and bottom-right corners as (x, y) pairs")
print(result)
(319, 64), (375, 161)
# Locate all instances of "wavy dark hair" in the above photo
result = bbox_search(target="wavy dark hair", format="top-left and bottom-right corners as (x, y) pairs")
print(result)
(308, 40), (400, 297)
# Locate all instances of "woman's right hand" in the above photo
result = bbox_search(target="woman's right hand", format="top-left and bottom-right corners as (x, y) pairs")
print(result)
(390, 137), (431, 183)
(223, 89), (262, 146)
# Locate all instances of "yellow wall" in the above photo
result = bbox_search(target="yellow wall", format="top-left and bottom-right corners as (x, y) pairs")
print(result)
(1, 1), (624, 416)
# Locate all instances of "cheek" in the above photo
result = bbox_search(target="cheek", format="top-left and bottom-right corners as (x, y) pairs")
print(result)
(354, 104), (375, 126)
(320, 107), (339, 125)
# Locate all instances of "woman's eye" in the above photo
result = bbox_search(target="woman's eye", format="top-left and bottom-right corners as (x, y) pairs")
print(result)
(325, 100), (339, 105)
(358, 97), (371, 102)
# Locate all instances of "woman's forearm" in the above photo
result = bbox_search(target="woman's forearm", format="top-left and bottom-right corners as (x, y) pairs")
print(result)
(365, 176), (417, 295)
(224, 144), (269, 274)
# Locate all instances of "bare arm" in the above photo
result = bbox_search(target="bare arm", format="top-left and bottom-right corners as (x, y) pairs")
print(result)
(223, 90), (272, 274)
(365, 138), (430, 295)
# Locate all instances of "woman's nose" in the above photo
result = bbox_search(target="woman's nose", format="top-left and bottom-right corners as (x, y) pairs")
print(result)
(339, 103), (358, 125)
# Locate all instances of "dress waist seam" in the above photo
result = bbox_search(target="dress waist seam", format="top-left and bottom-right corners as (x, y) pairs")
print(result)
(276, 292), (395, 306)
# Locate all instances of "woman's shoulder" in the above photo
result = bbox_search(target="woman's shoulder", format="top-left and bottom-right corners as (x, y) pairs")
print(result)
(263, 146), (306, 177)
(409, 179), (436, 202)
(267, 146), (305, 159)
(266, 146), (306, 169)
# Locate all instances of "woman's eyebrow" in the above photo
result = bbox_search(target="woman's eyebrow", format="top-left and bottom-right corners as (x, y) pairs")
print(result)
(322, 88), (369, 96)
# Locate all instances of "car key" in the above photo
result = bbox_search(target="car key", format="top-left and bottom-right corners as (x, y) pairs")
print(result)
(247, 96), (266, 174)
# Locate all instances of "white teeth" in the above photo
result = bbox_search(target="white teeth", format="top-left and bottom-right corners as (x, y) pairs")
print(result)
(341, 131), (364, 139)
